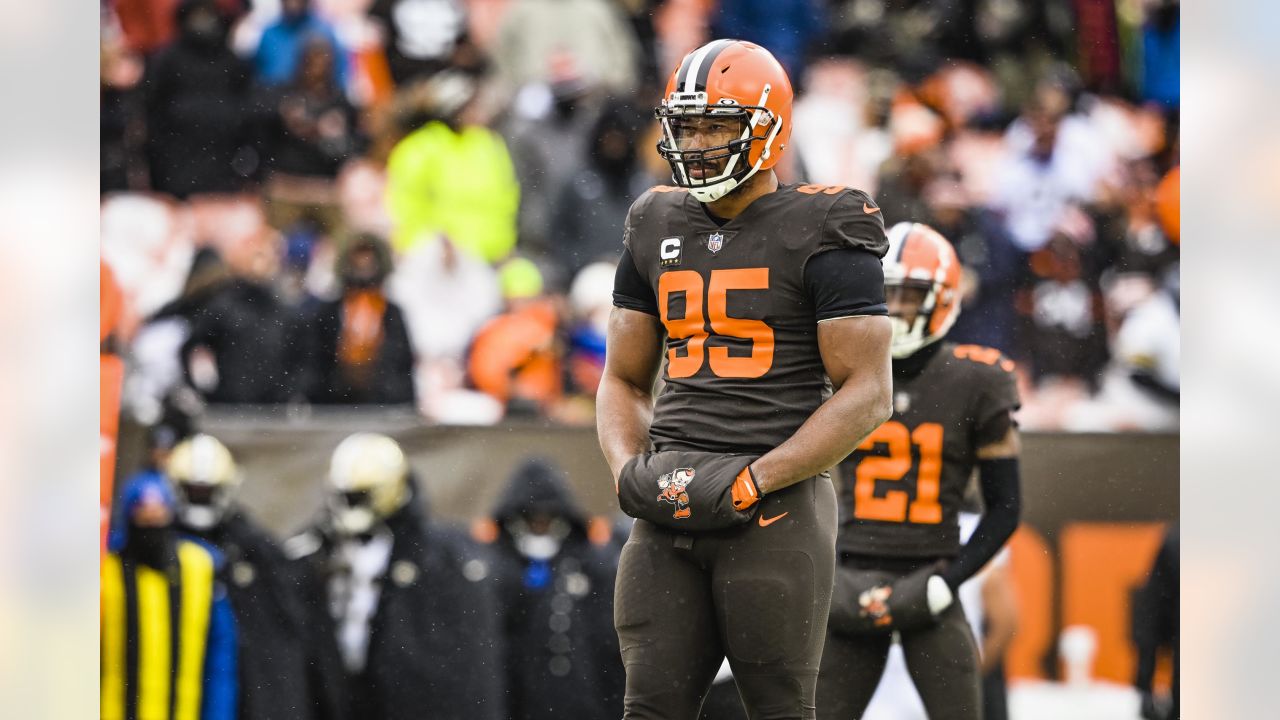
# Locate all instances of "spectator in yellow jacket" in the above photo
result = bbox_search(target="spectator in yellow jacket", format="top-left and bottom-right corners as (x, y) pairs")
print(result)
(386, 70), (520, 263)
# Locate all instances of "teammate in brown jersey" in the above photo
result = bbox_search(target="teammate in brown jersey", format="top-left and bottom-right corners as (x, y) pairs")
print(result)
(596, 39), (895, 719)
(816, 222), (1023, 720)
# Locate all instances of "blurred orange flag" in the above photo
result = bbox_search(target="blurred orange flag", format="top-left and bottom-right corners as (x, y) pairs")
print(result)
(101, 261), (125, 555)
(1155, 166), (1180, 245)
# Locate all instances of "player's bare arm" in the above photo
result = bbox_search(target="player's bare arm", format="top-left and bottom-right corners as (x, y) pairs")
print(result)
(978, 562), (1019, 674)
(596, 307), (664, 484)
(749, 314), (894, 495)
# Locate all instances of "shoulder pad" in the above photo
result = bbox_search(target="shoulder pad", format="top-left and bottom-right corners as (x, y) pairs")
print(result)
(950, 344), (1017, 373)
(806, 185), (888, 258)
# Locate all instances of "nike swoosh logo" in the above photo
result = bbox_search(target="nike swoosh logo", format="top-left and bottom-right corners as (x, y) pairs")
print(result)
(864, 203), (881, 214)
(758, 512), (789, 527)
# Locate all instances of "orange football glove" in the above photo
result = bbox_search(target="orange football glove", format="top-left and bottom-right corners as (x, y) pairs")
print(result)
(731, 466), (762, 511)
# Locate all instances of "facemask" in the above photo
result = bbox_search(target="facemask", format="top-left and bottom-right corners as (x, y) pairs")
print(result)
(888, 315), (925, 359)
(333, 505), (377, 537)
(516, 532), (563, 561)
(180, 504), (221, 531)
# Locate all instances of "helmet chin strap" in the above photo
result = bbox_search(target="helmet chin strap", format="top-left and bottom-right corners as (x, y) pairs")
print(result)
(690, 174), (745, 203)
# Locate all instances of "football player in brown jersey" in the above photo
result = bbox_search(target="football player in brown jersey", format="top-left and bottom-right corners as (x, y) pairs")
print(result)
(816, 222), (1023, 720)
(596, 39), (895, 719)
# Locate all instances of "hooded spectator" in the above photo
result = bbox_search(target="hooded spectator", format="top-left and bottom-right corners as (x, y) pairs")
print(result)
(923, 179), (1024, 355)
(548, 101), (656, 286)
(254, 0), (348, 88)
(477, 458), (624, 719)
(143, 0), (253, 198)
(102, 474), (238, 720)
(300, 235), (416, 405)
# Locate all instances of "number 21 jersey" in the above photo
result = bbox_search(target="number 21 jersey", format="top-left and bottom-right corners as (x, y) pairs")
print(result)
(836, 342), (1021, 558)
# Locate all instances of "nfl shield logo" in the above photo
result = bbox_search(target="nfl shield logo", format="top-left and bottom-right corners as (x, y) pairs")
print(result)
(707, 232), (724, 254)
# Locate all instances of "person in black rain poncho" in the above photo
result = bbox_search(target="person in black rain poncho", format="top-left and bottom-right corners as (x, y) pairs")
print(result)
(166, 434), (326, 720)
(285, 432), (505, 720)
(474, 457), (625, 719)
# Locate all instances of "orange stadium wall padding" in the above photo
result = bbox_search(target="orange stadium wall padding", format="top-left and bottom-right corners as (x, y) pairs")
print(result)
(1059, 522), (1169, 684)
(1005, 526), (1055, 680)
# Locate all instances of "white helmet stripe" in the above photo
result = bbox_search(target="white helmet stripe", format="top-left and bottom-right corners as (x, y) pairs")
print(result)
(683, 41), (720, 93)
(884, 222), (913, 266)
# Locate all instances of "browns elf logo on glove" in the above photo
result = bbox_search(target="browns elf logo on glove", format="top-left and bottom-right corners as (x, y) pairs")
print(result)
(858, 585), (895, 627)
(657, 468), (696, 519)
(617, 451), (759, 531)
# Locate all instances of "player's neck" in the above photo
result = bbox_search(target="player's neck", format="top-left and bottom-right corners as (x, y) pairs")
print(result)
(704, 170), (778, 220)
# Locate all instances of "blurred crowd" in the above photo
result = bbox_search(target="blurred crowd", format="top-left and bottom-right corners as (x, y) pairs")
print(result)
(100, 0), (1180, 432)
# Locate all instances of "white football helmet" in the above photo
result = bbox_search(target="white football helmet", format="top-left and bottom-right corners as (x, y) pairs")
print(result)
(327, 433), (410, 536)
(166, 434), (241, 530)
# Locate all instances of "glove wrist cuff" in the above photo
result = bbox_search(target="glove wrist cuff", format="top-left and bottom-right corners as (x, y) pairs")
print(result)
(730, 465), (762, 511)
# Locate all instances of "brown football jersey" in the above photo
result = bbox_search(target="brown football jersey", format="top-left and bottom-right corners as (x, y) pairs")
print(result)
(623, 184), (888, 454)
(836, 341), (1020, 558)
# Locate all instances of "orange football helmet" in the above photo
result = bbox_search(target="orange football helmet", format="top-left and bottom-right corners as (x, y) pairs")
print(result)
(883, 222), (962, 358)
(655, 39), (793, 203)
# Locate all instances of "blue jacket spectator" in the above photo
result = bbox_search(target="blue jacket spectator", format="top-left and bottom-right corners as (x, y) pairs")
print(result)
(1142, 2), (1179, 110)
(710, 0), (824, 80)
(254, 0), (347, 89)
(102, 473), (238, 720)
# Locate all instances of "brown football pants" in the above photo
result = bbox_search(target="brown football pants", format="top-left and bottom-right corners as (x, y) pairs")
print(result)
(816, 597), (981, 720)
(614, 476), (838, 720)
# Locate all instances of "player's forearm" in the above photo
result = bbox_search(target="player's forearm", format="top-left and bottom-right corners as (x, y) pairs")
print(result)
(596, 373), (655, 482)
(941, 458), (1021, 588)
(749, 377), (891, 494)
